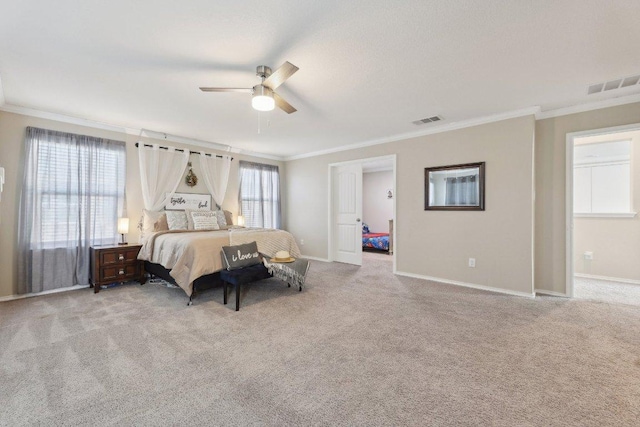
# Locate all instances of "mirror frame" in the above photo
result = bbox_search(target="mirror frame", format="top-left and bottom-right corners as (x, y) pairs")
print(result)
(424, 162), (485, 211)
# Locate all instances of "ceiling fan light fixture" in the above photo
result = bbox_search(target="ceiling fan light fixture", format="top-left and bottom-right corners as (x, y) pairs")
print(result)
(252, 85), (275, 111)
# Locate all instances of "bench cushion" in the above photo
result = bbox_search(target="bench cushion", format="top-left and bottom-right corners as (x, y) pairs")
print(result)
(219, 263), (272, 286)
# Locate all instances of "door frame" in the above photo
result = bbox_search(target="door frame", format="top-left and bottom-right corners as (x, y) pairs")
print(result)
(328, 154), (397, 272)
(565, 122), (640, 297)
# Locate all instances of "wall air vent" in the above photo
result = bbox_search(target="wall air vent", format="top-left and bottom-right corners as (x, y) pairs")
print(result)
(588, 74), (640, 95)
(412, 115), (443, 125)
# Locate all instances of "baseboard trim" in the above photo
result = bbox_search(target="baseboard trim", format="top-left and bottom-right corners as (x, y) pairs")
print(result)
(0, 284), (90, 302)
(302, 255), (330, 262)
(575, 273), (640, 286)
(395, 270), (535, 298)
(534, 289), (569, 297)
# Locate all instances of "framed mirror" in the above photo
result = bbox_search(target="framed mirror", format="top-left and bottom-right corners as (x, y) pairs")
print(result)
(424, 162), (485, 210)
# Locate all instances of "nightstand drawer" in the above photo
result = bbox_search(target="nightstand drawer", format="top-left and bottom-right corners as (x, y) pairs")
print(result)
(100, 264), (140, 282)
(101, 249), (139, 265)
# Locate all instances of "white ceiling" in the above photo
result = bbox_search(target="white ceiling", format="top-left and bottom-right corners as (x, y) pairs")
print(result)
(1, 0), (640, 159)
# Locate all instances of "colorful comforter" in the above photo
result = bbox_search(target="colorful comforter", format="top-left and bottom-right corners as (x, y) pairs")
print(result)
(362, 232), (390, 251)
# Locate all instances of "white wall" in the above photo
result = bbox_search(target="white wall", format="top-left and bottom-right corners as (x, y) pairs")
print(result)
(363, 171), (393, 232)
(287, 115), (536, 296)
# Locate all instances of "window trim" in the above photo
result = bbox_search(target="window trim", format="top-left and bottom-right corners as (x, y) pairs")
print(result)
(574, 212), (637, 218)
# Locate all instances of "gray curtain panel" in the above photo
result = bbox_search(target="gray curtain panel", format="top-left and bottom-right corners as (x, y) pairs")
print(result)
(17, 127), (126, 294)
(238, 160), (281, 229)
(445, 175), (478, 205)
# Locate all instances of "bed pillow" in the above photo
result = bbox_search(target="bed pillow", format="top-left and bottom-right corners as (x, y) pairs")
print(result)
(190, 211), (220, 230)
(362, 223), (370, 234)
(166, 211), (188, 230)
(141, 210), (168, 237)
(224, 210), (233, 226)
(221, 242), (261, 270)
(184, 209), (195, 230)
(214, 210), (227, 227)
(153, 214), (169, 232)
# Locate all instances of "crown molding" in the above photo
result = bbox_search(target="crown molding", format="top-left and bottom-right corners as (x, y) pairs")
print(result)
(0, 103), (139, 134)
(4, 93), (640, 164)
(284, 106), (541, 161)
(536, 93), (640, 120)
(0, 103), (285, 161)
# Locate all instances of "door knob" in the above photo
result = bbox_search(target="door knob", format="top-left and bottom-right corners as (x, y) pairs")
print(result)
(356, 218), (361, 222)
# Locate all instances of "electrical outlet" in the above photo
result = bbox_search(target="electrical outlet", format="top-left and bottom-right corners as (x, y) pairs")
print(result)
(300, 239), (305, 246)
(584, 251), (593, 260)
(468, 258), (476, 268)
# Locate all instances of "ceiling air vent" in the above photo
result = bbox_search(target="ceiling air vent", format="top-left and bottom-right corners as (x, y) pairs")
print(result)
(412, 115), (443, 125)
(588, 74), (640, 95)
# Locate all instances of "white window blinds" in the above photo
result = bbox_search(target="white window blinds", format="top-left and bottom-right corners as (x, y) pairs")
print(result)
(18, 127), (126, 294)
(238, 161), (281, 229)
(32, 137), (126, 247)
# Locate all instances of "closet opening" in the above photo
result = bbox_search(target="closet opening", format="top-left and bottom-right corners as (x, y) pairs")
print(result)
(566, 123), (640, 306)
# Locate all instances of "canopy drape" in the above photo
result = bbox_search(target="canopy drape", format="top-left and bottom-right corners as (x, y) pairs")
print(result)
(138, 143), (189, 211)
(199, 152), (232, 208)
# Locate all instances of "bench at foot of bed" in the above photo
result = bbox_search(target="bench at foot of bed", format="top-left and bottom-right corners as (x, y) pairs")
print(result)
(220, 264), (273, 311)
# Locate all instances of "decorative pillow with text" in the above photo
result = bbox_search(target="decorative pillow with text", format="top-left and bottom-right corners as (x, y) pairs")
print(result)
(190, 211), (220, 230)
(221, 242), (261, 270)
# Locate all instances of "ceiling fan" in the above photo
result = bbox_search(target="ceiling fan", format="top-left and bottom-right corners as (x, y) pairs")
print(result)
(200, 61), (299, 114)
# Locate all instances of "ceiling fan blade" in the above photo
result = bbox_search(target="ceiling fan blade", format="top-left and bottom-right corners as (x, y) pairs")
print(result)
(263, 61), (299, 90)
(199, 87), (252, 93)
(273, 92), (297, 114)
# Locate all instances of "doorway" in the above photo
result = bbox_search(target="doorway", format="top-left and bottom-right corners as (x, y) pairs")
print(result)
(566, 123), (640, 302)
(328, 155), (396, 272)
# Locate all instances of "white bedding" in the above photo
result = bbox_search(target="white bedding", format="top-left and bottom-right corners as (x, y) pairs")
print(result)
(138, 228), (301, 296)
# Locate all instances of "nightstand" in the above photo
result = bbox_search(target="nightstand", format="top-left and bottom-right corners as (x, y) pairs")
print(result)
(90, 244), (146, 293)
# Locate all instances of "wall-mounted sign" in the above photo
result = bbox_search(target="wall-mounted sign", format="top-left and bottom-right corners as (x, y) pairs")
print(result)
(165, 193), (211, 211)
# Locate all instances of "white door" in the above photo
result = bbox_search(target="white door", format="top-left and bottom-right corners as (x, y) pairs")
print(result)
(332, 163), (363, 265)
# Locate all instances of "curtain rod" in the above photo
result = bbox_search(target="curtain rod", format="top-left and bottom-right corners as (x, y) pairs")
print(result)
(134, 142), (233, 160)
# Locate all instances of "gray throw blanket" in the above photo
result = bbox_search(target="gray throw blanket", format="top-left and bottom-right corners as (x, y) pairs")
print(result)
(262, 256), (310, 289)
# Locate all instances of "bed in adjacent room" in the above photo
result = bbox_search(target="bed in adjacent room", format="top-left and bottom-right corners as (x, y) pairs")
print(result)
(361, 220), (393, 254)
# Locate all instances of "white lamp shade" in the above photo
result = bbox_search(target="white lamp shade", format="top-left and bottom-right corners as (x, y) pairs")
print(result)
(252, 95), (275, 111)
(252, 85), (275, 111)
(117, 217), (129, 234)
(237, 215), (245, 226)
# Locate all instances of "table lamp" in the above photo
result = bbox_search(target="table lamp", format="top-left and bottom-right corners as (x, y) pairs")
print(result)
(117, 217), (129, 245)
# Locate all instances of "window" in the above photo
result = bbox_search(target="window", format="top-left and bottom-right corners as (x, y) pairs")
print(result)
(34, 136), (125, 247)
(18, 127), (126, 293)
(239, 161), (280, 228)
(573, 140), (633, 216)
(21, 127), (126, 249)
(18, 127), (127, 293)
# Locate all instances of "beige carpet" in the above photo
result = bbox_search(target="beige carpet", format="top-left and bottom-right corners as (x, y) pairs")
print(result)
(574, 276), (640, 307)
(1, 252), (639, 426)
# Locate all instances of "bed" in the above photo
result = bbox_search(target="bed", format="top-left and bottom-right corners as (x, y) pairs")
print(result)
(362, 220), (393, 254)
(137, 227), (301, 303)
